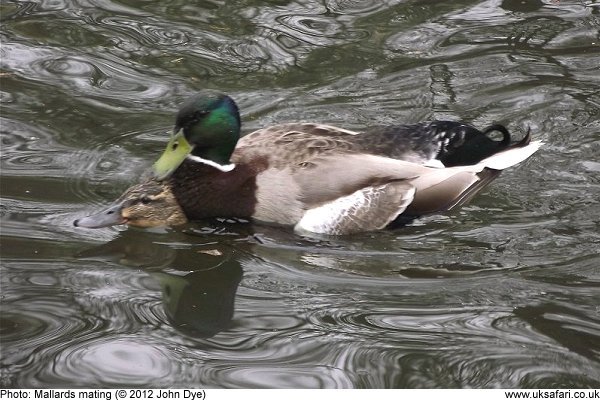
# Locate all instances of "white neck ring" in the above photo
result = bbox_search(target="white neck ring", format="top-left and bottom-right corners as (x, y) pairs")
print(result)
(186, 155), (236, 172)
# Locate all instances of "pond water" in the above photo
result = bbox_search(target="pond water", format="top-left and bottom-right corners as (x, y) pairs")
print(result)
(1, 0), (600, 389)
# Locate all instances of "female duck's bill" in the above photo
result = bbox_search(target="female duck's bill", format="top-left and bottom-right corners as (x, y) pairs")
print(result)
(73, 203), (127, 228)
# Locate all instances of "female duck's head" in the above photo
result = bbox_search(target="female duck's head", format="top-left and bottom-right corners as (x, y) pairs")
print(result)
(153, 92), (241, 179)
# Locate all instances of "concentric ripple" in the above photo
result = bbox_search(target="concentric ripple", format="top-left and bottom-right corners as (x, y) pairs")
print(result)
(52, 336), (178, 386)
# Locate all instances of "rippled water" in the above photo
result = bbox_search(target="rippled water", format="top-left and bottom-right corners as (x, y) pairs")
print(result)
(1, 0), (600, 389)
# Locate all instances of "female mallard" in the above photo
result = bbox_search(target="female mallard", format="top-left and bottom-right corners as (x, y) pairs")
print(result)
(74, 91), (541, 235)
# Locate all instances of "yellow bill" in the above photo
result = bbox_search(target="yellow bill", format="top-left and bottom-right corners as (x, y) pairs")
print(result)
(153, 132), (194, 180)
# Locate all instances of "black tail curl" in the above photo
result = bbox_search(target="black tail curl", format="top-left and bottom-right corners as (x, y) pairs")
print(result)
(482, 124), (511, 146)
(438, 123), (516, 167)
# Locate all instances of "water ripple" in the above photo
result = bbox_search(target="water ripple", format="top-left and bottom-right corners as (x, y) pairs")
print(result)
(19, 336), (180, 387)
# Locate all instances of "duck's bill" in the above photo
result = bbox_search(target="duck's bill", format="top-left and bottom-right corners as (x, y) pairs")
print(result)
(152, 132), (193, 180)
(73, 203), (127, 228)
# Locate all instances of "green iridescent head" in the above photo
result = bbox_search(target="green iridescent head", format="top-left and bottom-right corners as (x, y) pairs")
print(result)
(153, 91), (241, 179)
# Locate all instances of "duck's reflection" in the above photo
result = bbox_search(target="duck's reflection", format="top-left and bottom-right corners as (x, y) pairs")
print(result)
(77, 228), (243, 338)
(152, 261), (242, 337)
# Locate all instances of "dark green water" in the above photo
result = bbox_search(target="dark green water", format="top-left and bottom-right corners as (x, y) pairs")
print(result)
(1, 0), (600, 388)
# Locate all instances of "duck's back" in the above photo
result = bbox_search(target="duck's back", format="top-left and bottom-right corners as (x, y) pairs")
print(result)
(234, 121), (514, 168)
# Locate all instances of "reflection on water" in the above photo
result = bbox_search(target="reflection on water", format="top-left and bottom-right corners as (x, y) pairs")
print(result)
(1, 0), (600, 389)
(78, 230), (243, 338)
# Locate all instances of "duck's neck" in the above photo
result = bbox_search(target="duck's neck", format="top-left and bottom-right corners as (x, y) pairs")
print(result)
(167, 159), (259, 220)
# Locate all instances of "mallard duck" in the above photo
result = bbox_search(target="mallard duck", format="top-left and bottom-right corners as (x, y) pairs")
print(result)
(74, 91), (541, 235)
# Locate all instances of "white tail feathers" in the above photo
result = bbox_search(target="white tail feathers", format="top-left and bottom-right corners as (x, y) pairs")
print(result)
(477, 140), (543, 170)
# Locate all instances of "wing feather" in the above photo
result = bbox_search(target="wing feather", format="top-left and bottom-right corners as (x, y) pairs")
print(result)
(295, 182), (416, 235)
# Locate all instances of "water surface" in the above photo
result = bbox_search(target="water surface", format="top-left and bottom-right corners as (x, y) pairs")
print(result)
(1, 0), (600, 388)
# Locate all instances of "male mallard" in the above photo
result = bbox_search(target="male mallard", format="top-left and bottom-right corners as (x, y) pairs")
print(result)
(74, 91), (541, 235)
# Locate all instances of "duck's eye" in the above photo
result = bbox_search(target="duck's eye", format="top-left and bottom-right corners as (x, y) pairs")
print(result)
(140, 196), (152, 205)
(172, 142), (179, 151)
